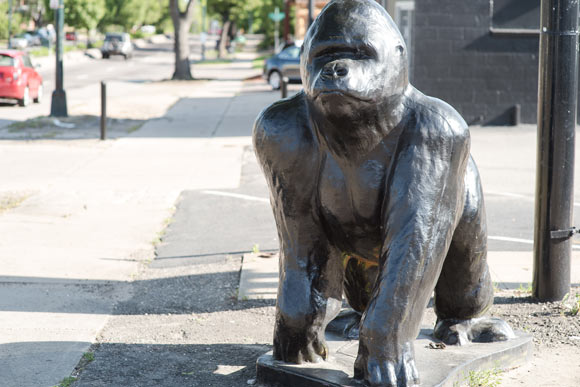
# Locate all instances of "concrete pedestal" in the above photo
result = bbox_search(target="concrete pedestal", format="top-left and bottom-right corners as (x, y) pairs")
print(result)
(256, 328), (532, 387)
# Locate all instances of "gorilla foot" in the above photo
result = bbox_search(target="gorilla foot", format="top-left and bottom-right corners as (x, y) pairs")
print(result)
(326, 309), (361, 339)
(434, 317), (515, 346)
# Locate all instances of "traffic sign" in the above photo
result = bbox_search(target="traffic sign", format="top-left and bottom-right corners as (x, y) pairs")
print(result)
(269, 11), (285, 22)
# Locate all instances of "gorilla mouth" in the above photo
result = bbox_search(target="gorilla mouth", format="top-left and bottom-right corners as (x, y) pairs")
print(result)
(315, 89), (372, 102)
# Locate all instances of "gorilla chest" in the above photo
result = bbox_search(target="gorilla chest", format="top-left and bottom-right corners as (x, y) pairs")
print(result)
(318, 154), (389, 258)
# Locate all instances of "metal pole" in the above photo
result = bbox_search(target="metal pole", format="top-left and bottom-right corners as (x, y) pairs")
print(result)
(283, 0), (290, 43)
(7, 0), (13, 49)
(274, 7), (280, 52)
(533, 0), (579, 301)
(50, 0), (68, 117)
(281, 77), (288, 99)
(100, 81), (107, 140)
(308, 0), (314, 27)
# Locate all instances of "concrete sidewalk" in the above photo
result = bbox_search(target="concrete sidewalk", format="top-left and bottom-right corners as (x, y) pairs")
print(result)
(0, 54), (282, 386)
(239, 251), (580, 301)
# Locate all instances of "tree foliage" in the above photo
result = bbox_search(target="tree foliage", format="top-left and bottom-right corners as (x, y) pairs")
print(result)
(207, 0), (286, 48)
(64, 0), (106, 31)
(99, 0), (166, 31)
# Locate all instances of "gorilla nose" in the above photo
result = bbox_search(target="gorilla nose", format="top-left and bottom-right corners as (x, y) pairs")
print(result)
(321, 62), (349, 80)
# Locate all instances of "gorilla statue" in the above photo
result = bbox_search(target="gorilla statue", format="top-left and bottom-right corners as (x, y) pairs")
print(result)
(253, 0), (514, 385)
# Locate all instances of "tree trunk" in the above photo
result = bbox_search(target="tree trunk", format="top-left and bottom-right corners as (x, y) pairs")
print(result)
(170, 0), (195, 80)
(218, 19), (231, 59)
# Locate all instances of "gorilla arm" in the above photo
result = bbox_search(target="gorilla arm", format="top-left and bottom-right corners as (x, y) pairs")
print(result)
(252, 94), (344, 364)
(354, 110), (470, 386)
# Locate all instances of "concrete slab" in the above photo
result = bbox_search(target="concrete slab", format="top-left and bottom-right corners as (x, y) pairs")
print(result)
(238, 251), (580, 301)
(257, 329), (532, 387)
(238, 253), (279, 300)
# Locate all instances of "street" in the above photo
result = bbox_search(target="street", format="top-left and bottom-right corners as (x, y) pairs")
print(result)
(0, 35), (217, 127)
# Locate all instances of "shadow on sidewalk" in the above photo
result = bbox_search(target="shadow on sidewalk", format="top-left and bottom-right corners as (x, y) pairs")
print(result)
(74, 342), (269, 387)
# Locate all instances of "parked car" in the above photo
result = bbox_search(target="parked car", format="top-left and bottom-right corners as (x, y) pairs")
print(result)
(65, 31), (77, 41)
(101, 33), (133, 59)
(9, 34), (31, 49)
(25, 31), (43, 46)
(263, 42), (302, 90)
(0, 50), (43, 106)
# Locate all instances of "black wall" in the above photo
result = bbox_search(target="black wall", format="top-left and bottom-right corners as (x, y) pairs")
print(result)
(412, 0), (541, 125)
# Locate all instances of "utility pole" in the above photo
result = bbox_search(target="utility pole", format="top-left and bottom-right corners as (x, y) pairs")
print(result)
(7, 0), (13, 49)
(308, 0), (314, 27)
(50, 0), (68, 117)
(283, 0), (290, 43)
(533, 0), (579, 301)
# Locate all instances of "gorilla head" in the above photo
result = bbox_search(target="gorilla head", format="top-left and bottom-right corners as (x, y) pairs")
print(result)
(301, 0), (408, 119)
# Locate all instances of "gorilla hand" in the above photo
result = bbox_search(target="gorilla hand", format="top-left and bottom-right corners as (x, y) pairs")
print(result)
(273, 321), (329, 363)
(354, 336), (419, 387)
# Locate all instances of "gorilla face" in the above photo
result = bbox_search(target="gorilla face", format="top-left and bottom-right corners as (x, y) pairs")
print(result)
(301, 0), (408, 117)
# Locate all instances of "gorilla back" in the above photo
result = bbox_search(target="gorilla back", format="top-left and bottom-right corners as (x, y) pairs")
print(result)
(253, 1), (514, 385)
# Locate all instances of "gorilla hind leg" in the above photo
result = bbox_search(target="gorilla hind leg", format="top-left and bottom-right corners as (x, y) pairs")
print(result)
(326, 256), (379, 339)
(343, 255), (379, 314)
(433, 157), (514, 344)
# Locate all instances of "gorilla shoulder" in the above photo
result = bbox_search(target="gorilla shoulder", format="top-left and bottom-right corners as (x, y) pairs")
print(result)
(410, 91), (470, 149)
(253, 91), (317, 170)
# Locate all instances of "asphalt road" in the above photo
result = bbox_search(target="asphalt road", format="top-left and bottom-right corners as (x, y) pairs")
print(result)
(0, 35), (215, 127)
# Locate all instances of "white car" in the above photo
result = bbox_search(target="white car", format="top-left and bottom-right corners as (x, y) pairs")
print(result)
(10, 35), (29, 49)
(101, 33), (134, 60)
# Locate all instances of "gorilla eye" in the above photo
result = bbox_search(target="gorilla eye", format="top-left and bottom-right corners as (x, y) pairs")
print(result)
(312, 43), (376, 61)
(396, 45), (404, 54)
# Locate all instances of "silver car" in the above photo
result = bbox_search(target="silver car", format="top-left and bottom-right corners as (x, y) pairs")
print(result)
(101, 33), (133, 60)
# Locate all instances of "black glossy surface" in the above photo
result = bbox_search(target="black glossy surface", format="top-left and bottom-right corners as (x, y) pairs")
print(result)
(533, 0), (578, 301)
(253, 1), (513, 385)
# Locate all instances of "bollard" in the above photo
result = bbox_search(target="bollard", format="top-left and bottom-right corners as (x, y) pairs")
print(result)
(100, 81), (106, 140)
(281, 77), (289, 99)
(512, 104), (521, 126)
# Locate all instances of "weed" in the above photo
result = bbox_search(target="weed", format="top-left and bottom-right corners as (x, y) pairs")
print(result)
(516, 283), (532, 295)
(562, 293), (580, 316)
(456, 367), (502, 387)
(252, 244), (260, 254)
(127, 123), (144, 134)
(0, 192), (31, 213)
(8, 117), (47, 131)
(82, 352), (95, 363)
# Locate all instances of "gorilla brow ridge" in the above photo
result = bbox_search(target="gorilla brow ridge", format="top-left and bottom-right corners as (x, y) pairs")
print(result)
(309, 41), (377, 61)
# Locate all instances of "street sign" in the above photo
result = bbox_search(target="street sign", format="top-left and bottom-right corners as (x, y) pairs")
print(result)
(49, 0), (59, 10)
(269, 11), (285, 22)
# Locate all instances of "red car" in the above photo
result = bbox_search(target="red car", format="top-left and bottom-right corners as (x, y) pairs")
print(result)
(0, 50), (43, 107)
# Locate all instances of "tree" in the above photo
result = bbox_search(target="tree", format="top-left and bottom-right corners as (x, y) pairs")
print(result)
(208, 0), (260, 58)
(64, 0), (105, 31)
(170, 0), (195, 80)
(207, 0), (285, 56)
(99, 0), (165, 32)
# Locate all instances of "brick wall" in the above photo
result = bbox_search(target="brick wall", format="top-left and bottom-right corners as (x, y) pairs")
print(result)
(412, 0), (541, 125)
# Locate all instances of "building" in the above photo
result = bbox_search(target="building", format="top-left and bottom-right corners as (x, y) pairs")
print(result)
(412, 0), (542, 125)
